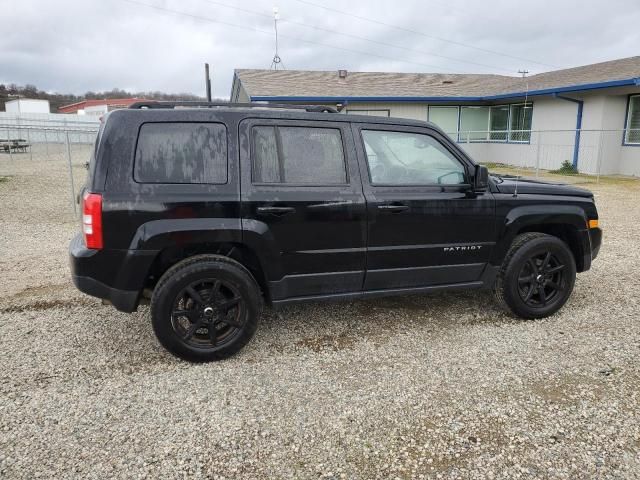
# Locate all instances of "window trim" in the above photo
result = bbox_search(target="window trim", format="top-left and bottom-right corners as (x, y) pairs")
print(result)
(358, 125), (472, 188)
(132, 121), (229, 185)
(427, 102), (533, 144)
(623, 94), (640, 146)
(250, 124), (350, 186)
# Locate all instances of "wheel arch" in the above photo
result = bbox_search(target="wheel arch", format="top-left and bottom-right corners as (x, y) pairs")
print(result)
(494, 205), (589, 272)
(144, 242), (271, 303)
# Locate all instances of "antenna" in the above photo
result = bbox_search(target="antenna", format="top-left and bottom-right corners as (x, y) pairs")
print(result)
(270, 6), (285, 70)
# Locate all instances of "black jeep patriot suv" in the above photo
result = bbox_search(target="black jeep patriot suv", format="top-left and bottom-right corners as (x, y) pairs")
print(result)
(70, 102), (602, 361)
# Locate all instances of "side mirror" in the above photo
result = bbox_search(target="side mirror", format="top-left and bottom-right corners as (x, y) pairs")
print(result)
(474, 165), (489, 192)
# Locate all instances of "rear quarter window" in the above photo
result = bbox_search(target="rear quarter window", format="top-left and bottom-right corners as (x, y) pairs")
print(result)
(134, 122), (227, 184)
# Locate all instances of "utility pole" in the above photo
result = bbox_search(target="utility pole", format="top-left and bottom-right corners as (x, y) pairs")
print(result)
(204, 63), (212, 102)
(518, 69), (529, 78)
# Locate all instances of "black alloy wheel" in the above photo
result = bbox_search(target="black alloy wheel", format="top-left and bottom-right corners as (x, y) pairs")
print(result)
(171, 279), (245, 349)
(517, 251), (566, 307)
(151, 254), (261, 362)
(495, 232), (576, 319)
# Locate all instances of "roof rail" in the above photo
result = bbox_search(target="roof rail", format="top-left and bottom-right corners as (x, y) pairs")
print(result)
(128, 101), (338, 113)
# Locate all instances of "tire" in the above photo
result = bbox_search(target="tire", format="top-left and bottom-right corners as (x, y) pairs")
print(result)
(150, 254), (261, 362)
(494, 232), (576, 319)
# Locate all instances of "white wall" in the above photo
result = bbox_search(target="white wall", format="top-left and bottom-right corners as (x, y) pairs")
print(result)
(5, 99), (50, 114)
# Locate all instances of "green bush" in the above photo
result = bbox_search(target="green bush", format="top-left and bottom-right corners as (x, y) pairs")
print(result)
(550, 160), (579, 175)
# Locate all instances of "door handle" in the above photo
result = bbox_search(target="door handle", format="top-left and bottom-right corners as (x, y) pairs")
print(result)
(256, 206), (296, 216)
(378, 203), (409, 213)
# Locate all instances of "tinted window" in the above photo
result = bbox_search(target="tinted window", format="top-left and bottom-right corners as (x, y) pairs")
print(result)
(134, 123), (227, 184)
(361, 130), (466, 185)
(252, 126), (347, 184)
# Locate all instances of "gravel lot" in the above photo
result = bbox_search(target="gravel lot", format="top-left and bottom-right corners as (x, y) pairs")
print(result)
(1, 156), (639, 479)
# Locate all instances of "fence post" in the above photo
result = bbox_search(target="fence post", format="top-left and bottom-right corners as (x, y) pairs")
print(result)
(535, 131), (542, 178)
(7, 127), (13, 161)
(44, 129), (49, 159)
(65, 131), (77, 215)
(595, 130), (605, 184)
(26, 128), (33, 161)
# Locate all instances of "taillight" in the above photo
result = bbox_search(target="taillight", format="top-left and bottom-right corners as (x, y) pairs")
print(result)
(82, 192), (103, 249)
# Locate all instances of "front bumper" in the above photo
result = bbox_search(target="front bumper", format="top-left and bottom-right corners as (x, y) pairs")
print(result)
(589, 227), (602, 261)
(69, 233), (158, 313)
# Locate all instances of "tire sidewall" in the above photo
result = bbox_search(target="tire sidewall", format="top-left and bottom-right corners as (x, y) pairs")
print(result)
(503, 236), (576, 319)
(151, 258), (260, 362)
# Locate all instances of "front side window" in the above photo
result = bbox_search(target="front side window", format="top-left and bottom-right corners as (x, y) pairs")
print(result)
(625, 95), (640, 144)
(361, 130), (466, 185)
(252, 126), (347, 184)
(509, 103), (533, 142)
(134, 122), (227, 184)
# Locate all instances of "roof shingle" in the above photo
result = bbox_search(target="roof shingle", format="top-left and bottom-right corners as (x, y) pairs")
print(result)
(235, 56), (640, 99)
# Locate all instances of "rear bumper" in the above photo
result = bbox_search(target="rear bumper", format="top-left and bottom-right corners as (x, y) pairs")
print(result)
(69, 233), (158, 313)
(71, 274), (139, 313)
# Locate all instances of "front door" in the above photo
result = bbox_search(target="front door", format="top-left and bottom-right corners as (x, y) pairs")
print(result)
(240, 118), (367, 301)
(352, 123), (495, 291)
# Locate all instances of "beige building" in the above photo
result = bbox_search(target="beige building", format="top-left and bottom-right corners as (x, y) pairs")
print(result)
(230, 57), (640, 176)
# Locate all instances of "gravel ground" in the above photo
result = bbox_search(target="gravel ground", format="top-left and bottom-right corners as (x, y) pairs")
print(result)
(1, 157), (639, 479)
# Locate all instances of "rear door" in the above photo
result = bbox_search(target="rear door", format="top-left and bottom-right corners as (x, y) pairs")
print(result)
(239, 118), (366, 300)
(352, 123), (495, 290)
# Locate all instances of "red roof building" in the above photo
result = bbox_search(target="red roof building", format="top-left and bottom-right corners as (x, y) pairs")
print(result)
(58, 98), (145, 114)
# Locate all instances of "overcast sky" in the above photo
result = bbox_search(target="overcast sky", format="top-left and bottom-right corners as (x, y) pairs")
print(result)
(3, 0), (640, 98)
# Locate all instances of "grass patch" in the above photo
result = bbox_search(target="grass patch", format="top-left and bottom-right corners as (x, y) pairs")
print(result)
(480, 162), (507, 169)
(0, 176), (9, 183)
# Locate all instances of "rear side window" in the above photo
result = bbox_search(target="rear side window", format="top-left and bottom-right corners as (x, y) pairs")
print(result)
(252, 126), (347, 184)
(134, 123), (227, 184)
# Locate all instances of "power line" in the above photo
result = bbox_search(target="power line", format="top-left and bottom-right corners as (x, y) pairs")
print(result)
(121, 0), (468, 73)
(199, 0), (517, 73)
(292, 0), (558, 69)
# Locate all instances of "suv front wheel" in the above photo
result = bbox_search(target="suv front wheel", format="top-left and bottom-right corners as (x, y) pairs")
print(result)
(151, 254), (261, 362)
(495, 233), (577, 319)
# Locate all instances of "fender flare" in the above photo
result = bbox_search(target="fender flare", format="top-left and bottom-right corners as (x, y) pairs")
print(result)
(491, 205), (588, 265)
(129, 218), (283, 282)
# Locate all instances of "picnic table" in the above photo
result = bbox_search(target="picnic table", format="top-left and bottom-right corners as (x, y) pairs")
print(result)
(0, 139), (31, 153)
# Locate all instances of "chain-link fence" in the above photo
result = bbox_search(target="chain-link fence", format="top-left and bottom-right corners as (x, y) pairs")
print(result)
(451, 128), (639, 184)
(1, 120), (639, 217)
(0, 118), (99, 215)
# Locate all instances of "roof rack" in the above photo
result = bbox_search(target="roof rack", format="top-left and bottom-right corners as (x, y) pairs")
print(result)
(128, 101), (338, 113)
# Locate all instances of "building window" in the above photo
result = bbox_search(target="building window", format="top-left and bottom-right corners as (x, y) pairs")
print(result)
(459, 106), (488, 141)
(489, 105), (510, 141)
(429, 103), (531, 143)
(428, 106), (459, 138)
(251, 126), (347, 184)
(509, 103), (533, 142)
(346, 109), (390, 117)
(624, 95), (640, 145)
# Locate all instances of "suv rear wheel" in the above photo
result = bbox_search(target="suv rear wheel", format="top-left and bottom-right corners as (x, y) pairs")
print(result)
(151, 254), (261, 362)
(495, 232), (576, 319)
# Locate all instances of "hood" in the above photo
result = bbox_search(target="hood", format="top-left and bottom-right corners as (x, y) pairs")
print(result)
(492, 175), (593, 198)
